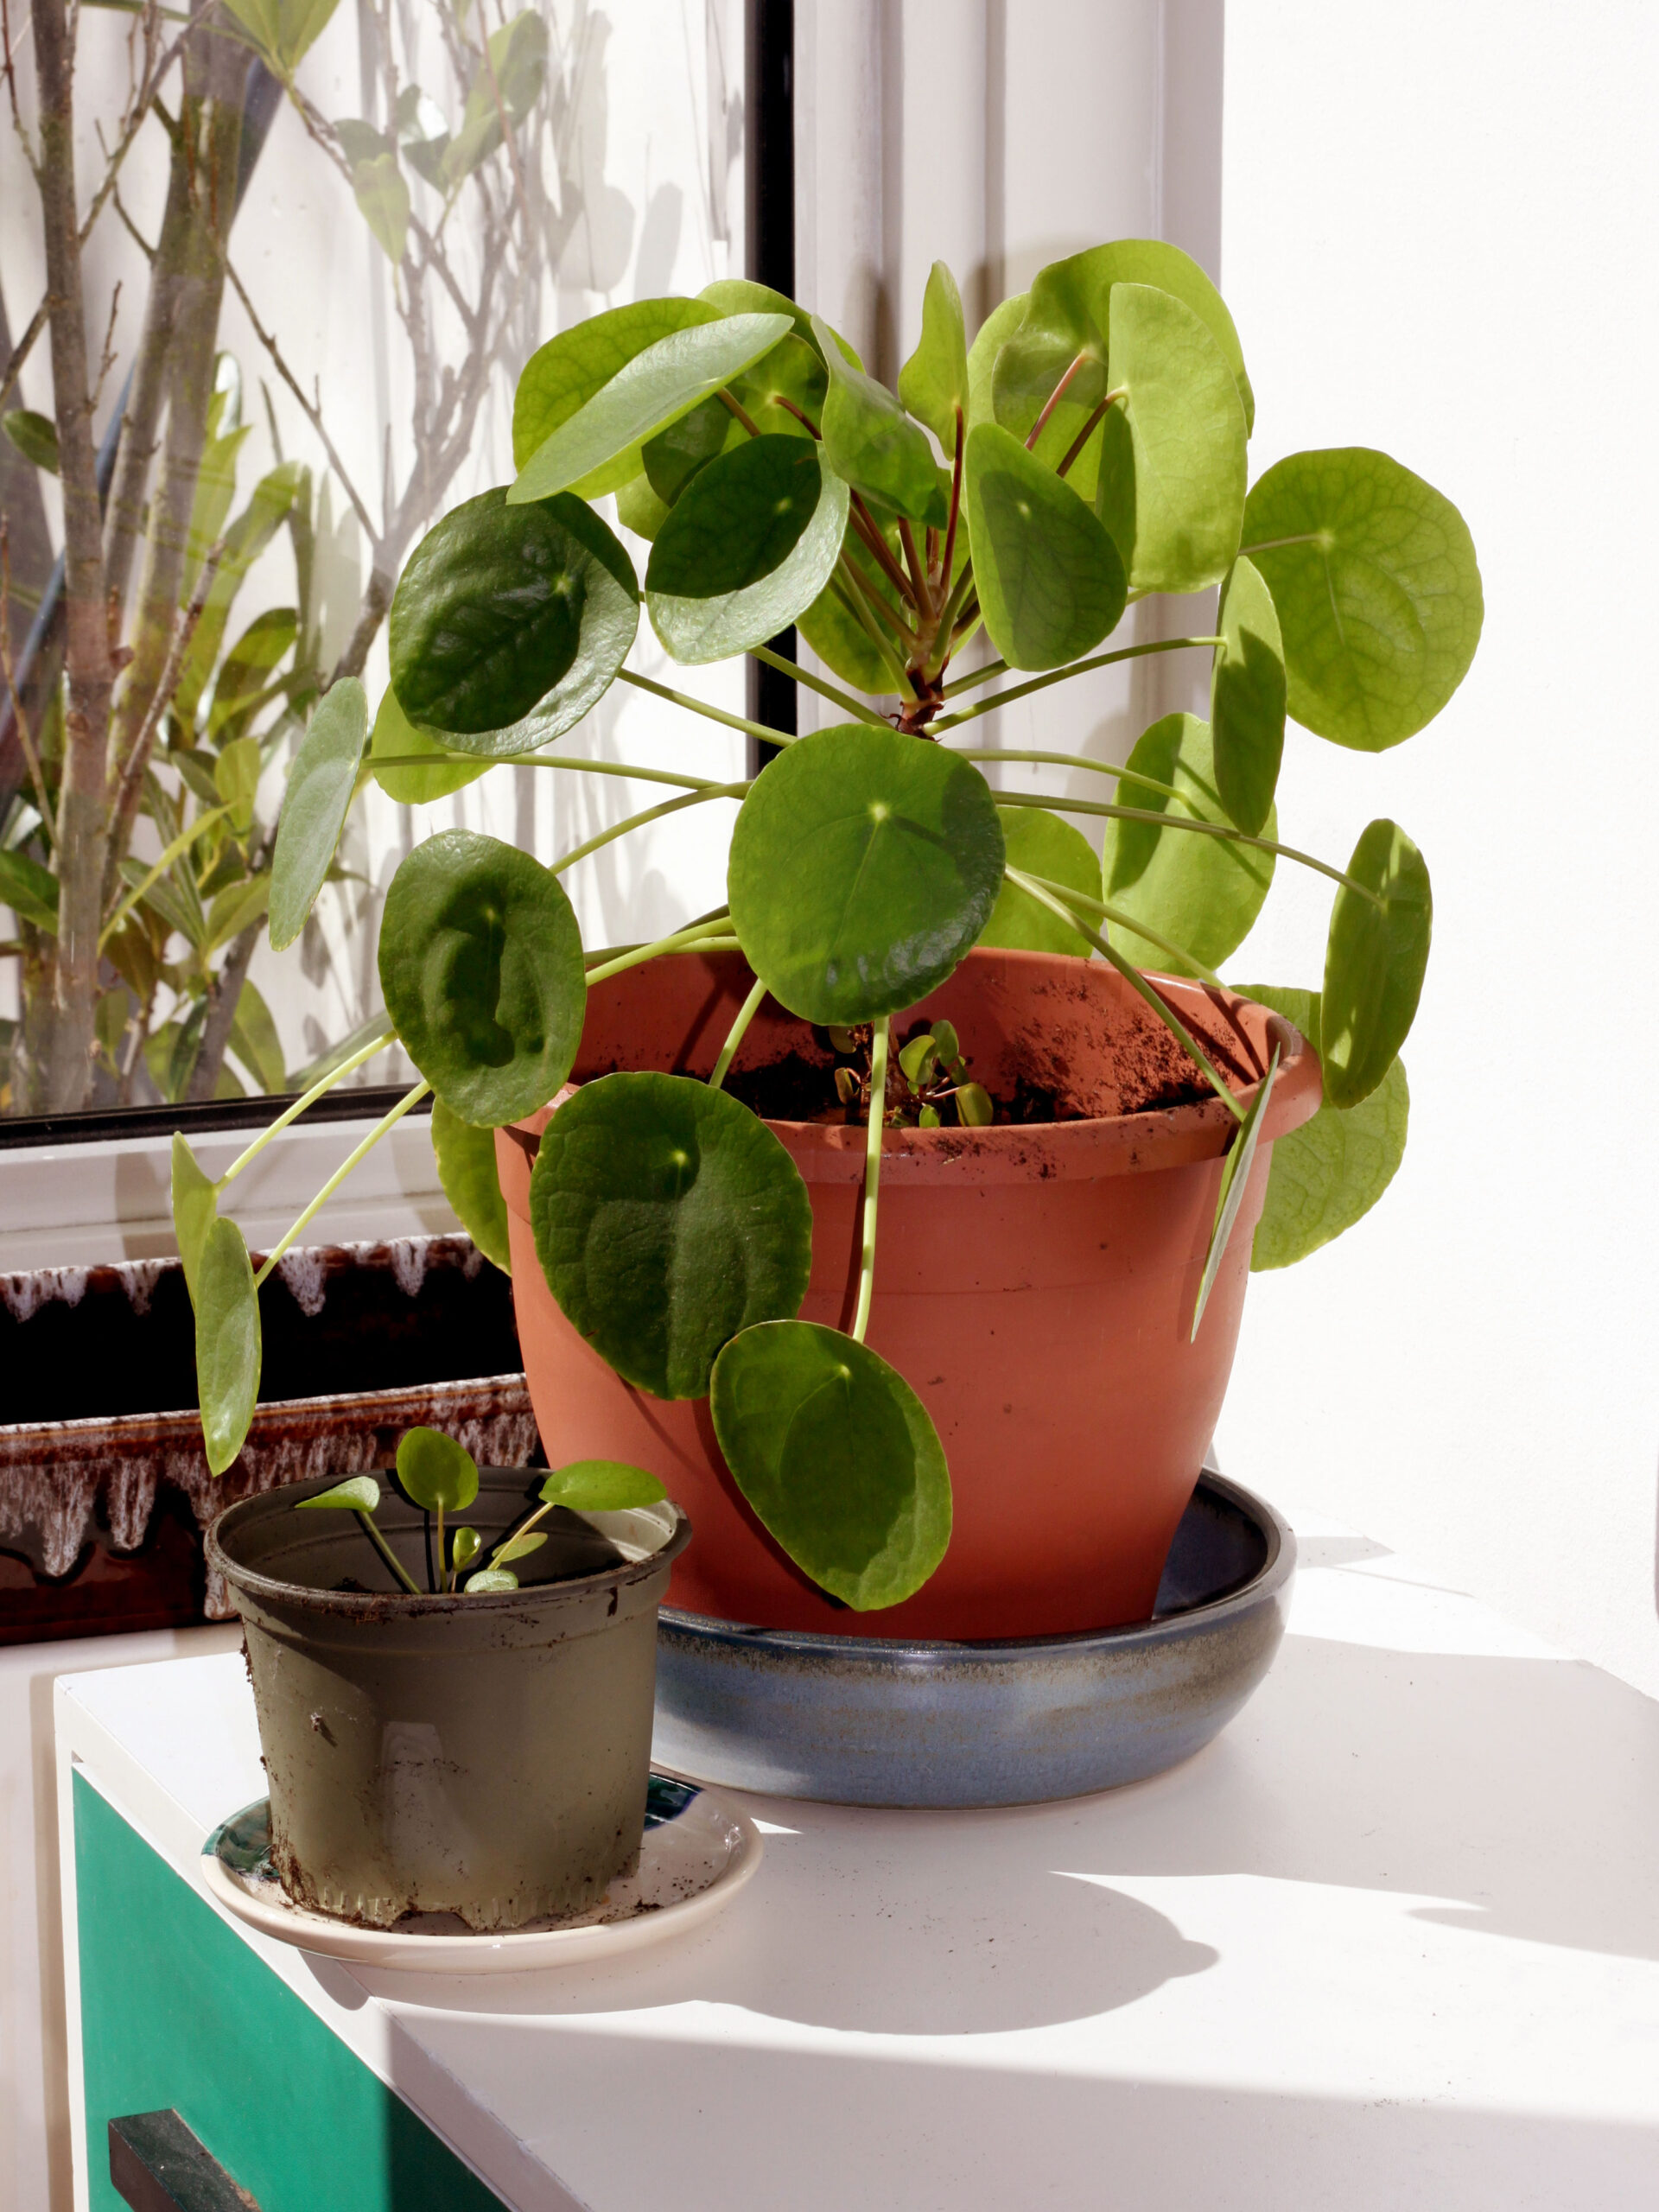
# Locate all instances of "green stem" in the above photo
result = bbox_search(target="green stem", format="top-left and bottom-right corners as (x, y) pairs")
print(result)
(617, 667), (791, 749)
(355, 1509), (423, 1597)
(584, 925), (741, 988)
(1238, 533), (1325, 558)
(931, 636), (1226, 732)
(929, 557), (980, 671)
(940, 658), (1008, 699)
(1018, 869), (1222, 987)
(834, 569), (918, 699)
(709, 973), (766, 1090)
(437, 1503), (448, 1592)
(373, 752), (723, 793)
(1026, 349), (1091, 450)
(218, 1022), (396, 1187)
(99, 802), (232, 950)
(1004, 868), (1245, 1122)
(750, 644), (886, 728)
(717, 387), (761, 437)
(950, 746), (1188, 807)
(994, 790), (1382, 905)
(253, 1080), (432, 1285)
(490, 1497), (554, 1565)
(839, 548), (922, 651)
(552, 783), (748, 878)
(851, 1015), (889, 1344)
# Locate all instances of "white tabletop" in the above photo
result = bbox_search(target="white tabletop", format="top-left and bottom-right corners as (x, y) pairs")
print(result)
(55, 1509), (1659, 2211)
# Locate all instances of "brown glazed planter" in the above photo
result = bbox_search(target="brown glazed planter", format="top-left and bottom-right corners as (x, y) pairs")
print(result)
(496, 947), (1319, 1641)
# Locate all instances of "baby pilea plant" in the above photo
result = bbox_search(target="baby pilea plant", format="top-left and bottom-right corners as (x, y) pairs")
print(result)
(176, 240), (1481, 1614)
(298, 1427), (667, 1597)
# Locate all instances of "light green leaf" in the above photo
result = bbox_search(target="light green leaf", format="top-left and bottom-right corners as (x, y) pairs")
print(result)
(1192, 1048), (1278, 1339)
(1095, 283), (1247, 595)
(699, 279), (860, 363)
(465, 1568), (519, 1593)
(431, 1096), (512, 1273)
(511, 312), (792, 505)
(539, 1459), (669, 1512)
(796, 543), (901, 694)
(268, 677), (368, 950)
(196, 1217), (261, 1476)
(221, 0), (339, 72)
(170, 1132), (218, 1304)
(334, 118), (391, 167)
(613, 471), (671, 542)
(1240, 985), (1409, 1269)
(229, 978), (286, 1095)
(368, 683), (489, 805)
(207, 607), (297, 743)
(979, 807), (1096, 956)
(732, 333), (830, 438)
(0, 849), (60, 934)
(529, 1071), (813, 1401)
(350, 151), (408, 264)
(812, 314), (945, 525)
(965, 293), (1027, 435)
(296, 1475), (382, 1512)
(1321, 819), (1431, 1109)
(491, 1529), (545, 1567)
(203, 873), (270, 957)
(214, 734), (262, 835)
(396, 1425), (480, 1514)
(1100, 713), (1275, 976)
(964, 423), (1126, 671)
(450, 1526), (483, 1574)
(728, 723), (1006, 1024)
(2, 409), (58, 474)
(1211, 556), (1285, 835)
(514, 298), (720, 489)
(174, 464), (305, 731)
(710, 1319), (952, 1611)
(1242, 448), (1483, 750)
(899, 262), (969, 456)
(645, 437), (849, 664)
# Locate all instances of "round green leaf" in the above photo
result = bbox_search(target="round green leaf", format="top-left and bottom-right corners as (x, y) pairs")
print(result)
(268, 677), (368, 951)
(645, 436), (849, 664)
(965, 423), (1127, 671)
(171, 1132), (219, 1305)
(492, 1529), (545, 1567)
(538, 1459), (669, 1512)
(513, 297), (720, 484)
(1101, 713), (1275, 976)
(1095, 284), (1247, 596)
(898, 261), (969, 456)
(979, 806), (1096, 956)
(196, 1217), (261, 1477)
(1242, 449), (1483, 750)
(1211, 556), (1286, 835)
(396, 1426), (480, 1514)
(465, 1568), (519, 1593)
(966, 292), (1027, 435)
(388, 489), (638, 747)
(614, 471), (671, 542)
(732, 333), (830, 439)
(369, 683), (489, 805)
(812, 314), (946, 526)
(379, 830), (587, 1125)
(1321, 819), (1431, 1109)
(296, 1475), (383, 1513)
(709, 1320), (952, 1611)
(430, 1096), (512, 1273)
(728, 723), (1006, 1024)
(451, 1526), (484, 1573)
(1241, 985), (1409, 1269)
(529, 1071), (813, 1401)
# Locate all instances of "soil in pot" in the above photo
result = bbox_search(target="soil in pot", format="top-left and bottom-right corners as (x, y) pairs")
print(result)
(497, 947), (1320, 1643)
(207, 1471), (690, 1931)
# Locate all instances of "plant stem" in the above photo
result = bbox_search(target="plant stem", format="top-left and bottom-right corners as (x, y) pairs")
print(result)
(617, 666), (790, 748)
(552, 783), (747, 878)
(851, 1015), (889, 1344)
(949, 746), (1187, 806)
(1056, 396), (1115, 479)
(833, 568), (918, 697)
(1026, 350), (1090, 449)
(848, 494), (921, 607)
(897, 518), (933, 617)
(994, 790), (1382, 904)
(940, 657), (1007, 700)
(355, 1508), (423, 1597)
(437, 1501), (448, 1592)
(99, 800), (232, 950)
(373, 751), (724, 792)
(1004, 868), (1245, 1122)
(931, 636), (1225, 731)
(584, 922), (740, 988)
(940, 406), (965, 594)
(750, 643), (886, 728)
(218, 1022), (396, 1186)
(252, 1079), (431, 1285)
(837, 554), (920, 652)
(716, 386), (761, 436)
(1017, 869), (1222, 986)
(709, 973), (766, 1090)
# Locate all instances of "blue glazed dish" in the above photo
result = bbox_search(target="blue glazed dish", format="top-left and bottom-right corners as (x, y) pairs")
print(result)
(652, 1471), (1294, 1808)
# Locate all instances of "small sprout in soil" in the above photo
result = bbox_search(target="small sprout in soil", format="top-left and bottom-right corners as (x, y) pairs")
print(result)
(826, 1020), (990, 1129)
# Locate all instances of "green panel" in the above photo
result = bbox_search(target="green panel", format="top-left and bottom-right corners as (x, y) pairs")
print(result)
(73, 1773), (505, 2210)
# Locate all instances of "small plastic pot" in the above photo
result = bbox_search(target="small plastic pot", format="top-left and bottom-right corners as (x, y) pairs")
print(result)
(207, 1471), (690, 1933)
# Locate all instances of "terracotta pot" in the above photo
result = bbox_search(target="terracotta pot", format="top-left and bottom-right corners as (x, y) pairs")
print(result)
(496, 948), (1319, 1639)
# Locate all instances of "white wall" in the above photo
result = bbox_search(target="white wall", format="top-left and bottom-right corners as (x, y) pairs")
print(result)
(1212, 2), (1659, 1694)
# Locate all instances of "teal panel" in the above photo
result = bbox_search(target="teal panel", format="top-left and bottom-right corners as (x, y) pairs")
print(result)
(73, 1771), (506, 2211)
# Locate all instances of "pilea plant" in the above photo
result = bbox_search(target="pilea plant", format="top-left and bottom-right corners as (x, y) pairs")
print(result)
(175, 240), (1480, 1613)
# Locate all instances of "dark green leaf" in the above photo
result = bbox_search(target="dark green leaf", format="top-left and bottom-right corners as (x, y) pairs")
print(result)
(727, 723), (1005, 1024)
(379, 829), (586, 1125)
(645, 436), (849, 663)
(964, 423), (1126, 671)
(1321, 819), (1431, 1109)
(368, 683), (489, 805)
(898, 261), (969, 456)
(812, 314), (946, 524)
(396, 1425), (480, 1514)
(642, 393), (734, 504)
(1192, 1049), (1278, 1339)
(296, 1474), (382, 1512)
(203, 873), (270, 957)
(1211, 556), (1286, 834)
(170, 1132), (218, 1304)
(267, 677), (366, 950)
(530, 1071), (812, 1400)
(388, 489), (638, 747)
(431, 1096), (512, 1272)
(1242, 448), (1483, 750)
(196, 1217), (260, 1476)
(2, 409), (59, 474)
(0, 849), (60, 935)
(979, 806), (1096, 955)
(709, 1320), (952, 1610)
(538, 1459), (669, 1512)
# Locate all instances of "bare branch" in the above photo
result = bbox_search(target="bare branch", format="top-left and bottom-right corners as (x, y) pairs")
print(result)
(0, 522), (52, 839)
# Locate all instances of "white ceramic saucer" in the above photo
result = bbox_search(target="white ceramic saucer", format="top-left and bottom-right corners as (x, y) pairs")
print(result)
(200, 1773), (763, 1972)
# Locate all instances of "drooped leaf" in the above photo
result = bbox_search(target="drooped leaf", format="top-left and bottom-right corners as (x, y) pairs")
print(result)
(196, 1217), (261, 1476)
(214, 734), (262, 834)
(964, 423), (1126, 671)
(1242, 449), (1483, 750)
(898, 262), (969, 456)
(1191, 1050), (1278, 1339)
(1095, 283), (1247, 596)
(728, 723), (1005, 1024)
(296, 1474), (382, 1513)
(529, 1071), (813, 1400)
(229, 978), (286, 1094)
(0, 849), (60, 935)
(812, 315), (946, 525)
(379, 830), (587, 1125)
(171, 1132), (218, 1303)
(368, 683), (489, 806)
(492, 1529), (545, 1567)
(2, 408), (59, 474)
(511, 312), (792, 505)
(349, 151), (408, 263)
(1241, 986), (1409, 1269)
(1100, 713), (1275, 976)
(388, 489), (638, 747)
(1211, 556), (1286, 834)
(645, 436), (849, 664)
(979, 806), (1096, 956)
(431, 1096), (512, 1272)
(1321, 819), (1432, 1109)
(710, 1319), (952, 1610)
(538, 1459), (669, 1512)
(513, 297), (719, 488)
(268, 677), (368, 950)
(396, 1425), (480, 1514)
